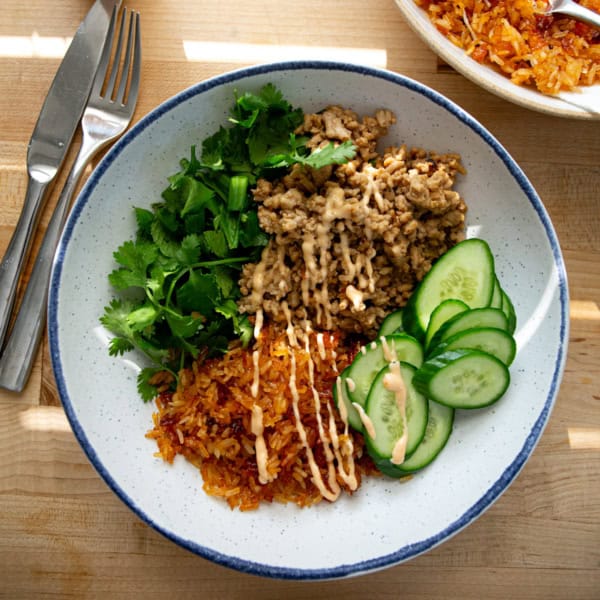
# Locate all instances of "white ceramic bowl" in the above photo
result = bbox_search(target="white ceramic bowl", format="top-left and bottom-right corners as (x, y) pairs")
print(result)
(395, 1), (600, 120)
(48, 61), (569, 579)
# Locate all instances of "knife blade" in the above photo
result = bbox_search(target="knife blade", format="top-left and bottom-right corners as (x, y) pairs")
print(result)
(0, 0), (121, 350)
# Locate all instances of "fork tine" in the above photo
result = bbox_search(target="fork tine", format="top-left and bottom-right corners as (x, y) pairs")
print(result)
(115, 10), (137, 105)
(90, 4), (118, 98)
(103, 7), (128, 101)
(126, 12), (142, 109)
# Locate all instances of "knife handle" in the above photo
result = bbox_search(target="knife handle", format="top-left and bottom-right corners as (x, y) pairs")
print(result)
(0, 175), (50, 350)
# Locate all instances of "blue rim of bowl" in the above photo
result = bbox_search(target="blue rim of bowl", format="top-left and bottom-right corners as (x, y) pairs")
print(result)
(48, 60), (569, 580)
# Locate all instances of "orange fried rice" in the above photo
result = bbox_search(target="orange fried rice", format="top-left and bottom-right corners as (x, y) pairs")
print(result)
(415, 0), (600, 94)
(147, 325), (378, 510)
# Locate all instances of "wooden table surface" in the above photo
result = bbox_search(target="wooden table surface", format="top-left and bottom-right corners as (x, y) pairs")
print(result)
(1, 0), (599, 597)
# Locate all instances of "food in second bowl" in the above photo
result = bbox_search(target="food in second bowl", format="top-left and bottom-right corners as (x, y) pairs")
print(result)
(414, 0), (600, 94)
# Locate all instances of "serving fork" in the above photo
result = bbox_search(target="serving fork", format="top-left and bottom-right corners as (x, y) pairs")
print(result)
(545, 0), (600, 28)
(0, 7), (141, 392)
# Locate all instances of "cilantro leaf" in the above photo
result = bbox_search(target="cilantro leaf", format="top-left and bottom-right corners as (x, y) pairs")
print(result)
(176, 270), (220, 314)
(175, 234), (202, 266)
(165, 312), (204, 338)
(107, 336), (135, 356)
(202, 230), (228, 258)
(112, 240), (157, 278)
(137, 368), (165, 403)
(301, 140), (357, 169)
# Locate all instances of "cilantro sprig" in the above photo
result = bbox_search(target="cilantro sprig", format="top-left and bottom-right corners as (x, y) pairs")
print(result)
(100, 83), (356, 401)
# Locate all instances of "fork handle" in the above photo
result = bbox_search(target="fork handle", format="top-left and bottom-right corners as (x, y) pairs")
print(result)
(0, 139), (97, 392)
(0, 175), (51, 350)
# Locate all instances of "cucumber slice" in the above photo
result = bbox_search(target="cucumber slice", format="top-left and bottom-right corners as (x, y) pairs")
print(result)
(333, 368), (363, 432)
(428, 326), (517, 366)
(427, 307), (509, 353)
(345, 333), (424, 409)
(490, 276), (503, 309)
(501, 289), (517, 335)
(364, 362), (429, 462)
(374, 399), (454, 477)
(378, 309), (404, 336)
(424, 298), (469, 351)
(413, 349), (511, 409)
(402, 238), (496, 341)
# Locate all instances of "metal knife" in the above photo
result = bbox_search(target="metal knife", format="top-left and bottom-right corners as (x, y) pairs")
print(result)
(0, 0), (121, 351)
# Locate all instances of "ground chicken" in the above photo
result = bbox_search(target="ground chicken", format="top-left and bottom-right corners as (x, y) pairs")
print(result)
(238, 106), (467, 338)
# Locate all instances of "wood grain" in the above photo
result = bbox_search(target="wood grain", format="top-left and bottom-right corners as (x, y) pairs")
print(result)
(1, 0), (599, 597)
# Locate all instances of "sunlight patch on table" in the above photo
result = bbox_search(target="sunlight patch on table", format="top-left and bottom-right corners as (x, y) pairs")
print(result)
(568, 427), (600, 450)
(182, 40), (388, 68)
(570, 300), (600, 321)
(0, 33), (71, 58)
(19, 406), (71, 432)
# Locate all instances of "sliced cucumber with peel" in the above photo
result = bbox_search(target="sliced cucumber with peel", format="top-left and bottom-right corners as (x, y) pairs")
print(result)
(378, 309), (404, 336)
(402, 238), (496, 342)
(364, 362), (428, 463)
(344, 333), (423, 413)
(413, 349), (510, 409)
(501, 289), (517, 334)
(424, 298), (469, 351)
(374, 399), (454, 477)
(490, 276), (503, 309)
(428, 326), (517, 366)
(333, 237), (518, 478)
(333, 367), (363, 433)
(427, 307), (509, 353)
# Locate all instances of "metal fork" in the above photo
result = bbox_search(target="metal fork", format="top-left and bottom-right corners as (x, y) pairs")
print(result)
(545, 0), (600, 29)
(0, 7), (141, 392)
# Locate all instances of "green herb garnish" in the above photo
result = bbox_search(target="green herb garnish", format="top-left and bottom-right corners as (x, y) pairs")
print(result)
(100, 83), (356, 401)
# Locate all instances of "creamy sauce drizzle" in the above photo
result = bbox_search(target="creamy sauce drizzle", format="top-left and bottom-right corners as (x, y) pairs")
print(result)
(380, 335), (396, 362)
(250, 308), (265, 470)
(253, 308), (264, 340)
(329, 334), (338, 373)
(346, 285), (365, 311)
(299, 185), (377, 329)
(248, 299), (359, 496)
(364, 164), (386, 213)
(288, 351), (339, 501)
(316, 332), (326, 360)
(249, 258), (268, 307)
(332, 377), (358, 489)
(383, 361), (408, 465)
(345, 376), (356, 392)
(251, 405), (273, 484)
(281, 301), (298, 347)
(251, 350), (260, 398)
(302, 331), (341, 497)
(351, 402), (376, 439)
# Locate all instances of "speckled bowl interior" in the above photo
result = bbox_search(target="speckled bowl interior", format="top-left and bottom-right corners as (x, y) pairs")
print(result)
(395, 1), (600, 120)
(48, 61), (568, 579)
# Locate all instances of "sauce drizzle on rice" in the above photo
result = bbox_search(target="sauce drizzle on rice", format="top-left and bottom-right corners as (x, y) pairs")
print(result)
(148, 104), (468, 510)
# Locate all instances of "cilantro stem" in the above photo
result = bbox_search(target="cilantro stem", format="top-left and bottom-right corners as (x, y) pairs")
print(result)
(190, 256), (251, 269)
